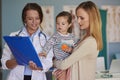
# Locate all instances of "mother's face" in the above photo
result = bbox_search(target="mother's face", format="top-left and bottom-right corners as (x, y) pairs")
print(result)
(76, 8), (89, 30)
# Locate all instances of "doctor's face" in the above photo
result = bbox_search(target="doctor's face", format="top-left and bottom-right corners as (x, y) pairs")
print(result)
(25, 10), (41, 34)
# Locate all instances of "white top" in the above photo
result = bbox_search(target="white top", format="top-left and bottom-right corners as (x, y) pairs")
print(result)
(1, 27), (54, 80)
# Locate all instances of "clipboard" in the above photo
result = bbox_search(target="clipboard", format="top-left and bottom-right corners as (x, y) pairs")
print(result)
(3, 36), (43, 68)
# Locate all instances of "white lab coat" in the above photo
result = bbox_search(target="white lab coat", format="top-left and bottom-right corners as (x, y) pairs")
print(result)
(1, 27), (54, 80)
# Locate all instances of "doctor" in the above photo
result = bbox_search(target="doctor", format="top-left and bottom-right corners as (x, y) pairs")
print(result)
(1, 3), (53, 80)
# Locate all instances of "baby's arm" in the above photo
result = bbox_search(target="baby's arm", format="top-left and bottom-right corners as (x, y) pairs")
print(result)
(39, 35), (56, 57)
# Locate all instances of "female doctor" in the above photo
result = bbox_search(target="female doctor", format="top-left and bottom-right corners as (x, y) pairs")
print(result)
(1, 3), (53, 80)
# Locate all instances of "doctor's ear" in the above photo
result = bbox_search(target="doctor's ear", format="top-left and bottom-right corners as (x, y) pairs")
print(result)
(24, 19), (27, 25)
(24, 23), (26, 26)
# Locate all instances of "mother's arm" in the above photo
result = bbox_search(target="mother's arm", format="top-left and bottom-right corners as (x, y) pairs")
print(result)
(54, 37), (98, 70)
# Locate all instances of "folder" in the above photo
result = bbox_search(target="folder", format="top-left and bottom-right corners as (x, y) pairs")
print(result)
(3, 36), (43, 68)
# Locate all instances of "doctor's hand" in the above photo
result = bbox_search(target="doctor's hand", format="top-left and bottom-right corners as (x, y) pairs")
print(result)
(6, 59), (17, 69)
(29, 61), (43, 70)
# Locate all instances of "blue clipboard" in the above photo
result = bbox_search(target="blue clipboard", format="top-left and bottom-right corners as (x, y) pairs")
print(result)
(3, 36), (43, 68)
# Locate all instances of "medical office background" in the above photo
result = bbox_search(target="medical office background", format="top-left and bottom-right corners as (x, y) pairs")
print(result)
(0, 0), (120, 70)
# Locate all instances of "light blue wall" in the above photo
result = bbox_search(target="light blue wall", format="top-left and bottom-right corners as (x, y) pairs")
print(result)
(107, 42), (120, 69)
(2, 0), (120, 37)
(1, 0), (120, 69)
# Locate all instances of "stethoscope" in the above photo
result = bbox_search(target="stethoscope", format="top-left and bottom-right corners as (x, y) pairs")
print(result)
(16, 28), (47, 48)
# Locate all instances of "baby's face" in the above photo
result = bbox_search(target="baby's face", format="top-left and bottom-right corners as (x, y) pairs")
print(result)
(56, 16), (71, 35)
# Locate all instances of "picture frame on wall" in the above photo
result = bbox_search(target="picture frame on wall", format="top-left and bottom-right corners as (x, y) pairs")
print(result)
(41, 6), (54, 37)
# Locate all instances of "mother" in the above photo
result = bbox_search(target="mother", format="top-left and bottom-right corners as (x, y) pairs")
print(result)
(54, 1), (103, 80)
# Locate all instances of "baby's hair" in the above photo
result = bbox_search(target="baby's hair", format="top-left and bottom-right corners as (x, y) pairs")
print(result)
(56, 11), (73, 33)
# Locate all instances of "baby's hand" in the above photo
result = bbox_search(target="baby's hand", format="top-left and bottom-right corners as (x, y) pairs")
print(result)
(61, 44), (69, 51)
(64, 47), (73, 54)
(39, 52), (47, 57)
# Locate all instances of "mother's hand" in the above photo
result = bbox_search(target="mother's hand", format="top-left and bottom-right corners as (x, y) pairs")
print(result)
(53, 69), (65, 79)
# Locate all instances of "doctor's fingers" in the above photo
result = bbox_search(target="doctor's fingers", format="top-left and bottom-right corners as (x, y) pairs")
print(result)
(29, 61), (38, 70)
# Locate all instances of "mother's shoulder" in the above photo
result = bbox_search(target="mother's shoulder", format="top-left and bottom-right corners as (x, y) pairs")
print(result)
(85, 36), (95, 40)
(83, 36), (96, 44)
